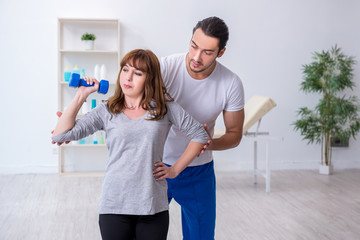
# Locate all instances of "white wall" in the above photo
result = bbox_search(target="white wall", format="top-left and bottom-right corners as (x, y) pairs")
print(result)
(0, 0), (359, 173)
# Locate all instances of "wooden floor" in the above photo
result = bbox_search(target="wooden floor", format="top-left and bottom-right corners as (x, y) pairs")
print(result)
(0, 169), (359, 240)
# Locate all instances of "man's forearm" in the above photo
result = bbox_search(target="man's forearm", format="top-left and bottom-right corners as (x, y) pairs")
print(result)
(209, 131), (242, 151)
(209, 109), (244, 151)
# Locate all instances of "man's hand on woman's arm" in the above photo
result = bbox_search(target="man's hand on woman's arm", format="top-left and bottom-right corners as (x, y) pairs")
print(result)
(207, 109), (244, 151)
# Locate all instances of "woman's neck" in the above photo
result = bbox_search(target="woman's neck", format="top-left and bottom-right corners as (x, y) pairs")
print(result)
(124, 96), (143, 110)
(122, 96), (147, 120)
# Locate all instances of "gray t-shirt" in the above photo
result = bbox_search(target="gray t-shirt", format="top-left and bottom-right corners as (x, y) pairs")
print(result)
(52, 101), (208, 215)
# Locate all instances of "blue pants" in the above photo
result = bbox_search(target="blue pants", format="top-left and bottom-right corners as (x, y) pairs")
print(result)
(167, 161), (216, 240)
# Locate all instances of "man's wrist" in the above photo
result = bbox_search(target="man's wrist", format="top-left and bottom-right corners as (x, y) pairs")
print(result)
(207, 138), (218, 151)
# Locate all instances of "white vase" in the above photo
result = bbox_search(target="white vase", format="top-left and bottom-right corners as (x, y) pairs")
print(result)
(83, 40), (94, 50)
(319, 164), (333, 175)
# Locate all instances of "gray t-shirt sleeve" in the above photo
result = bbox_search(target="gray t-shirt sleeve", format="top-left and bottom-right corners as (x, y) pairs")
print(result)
(225, 75), (245, 111)
(52, 102), (106, 143)
(166, 101), (209, 144)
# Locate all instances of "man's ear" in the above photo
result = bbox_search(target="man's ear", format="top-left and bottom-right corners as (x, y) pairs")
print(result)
(217, 47), (226, 58)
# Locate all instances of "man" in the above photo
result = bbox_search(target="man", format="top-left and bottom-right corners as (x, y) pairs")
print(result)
(155, 16), (245, 240)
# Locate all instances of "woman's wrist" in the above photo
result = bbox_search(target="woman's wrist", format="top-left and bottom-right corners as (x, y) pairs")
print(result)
(75, 90), (89, 103)
(170, 165), (182, 178)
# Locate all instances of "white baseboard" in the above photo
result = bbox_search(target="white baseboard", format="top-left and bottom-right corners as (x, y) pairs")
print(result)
(214, 160), (360, 172)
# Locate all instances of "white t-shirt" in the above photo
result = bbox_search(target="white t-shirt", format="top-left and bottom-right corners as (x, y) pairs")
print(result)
(160, 53), (245, 166)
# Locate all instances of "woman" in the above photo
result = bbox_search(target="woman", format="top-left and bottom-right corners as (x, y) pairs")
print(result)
(52, 49), (209, 240)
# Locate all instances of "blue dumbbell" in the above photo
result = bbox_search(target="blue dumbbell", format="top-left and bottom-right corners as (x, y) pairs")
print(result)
(69, 73), (109, 94)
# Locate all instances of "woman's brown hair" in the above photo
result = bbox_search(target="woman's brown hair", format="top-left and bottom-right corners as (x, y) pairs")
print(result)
(107, 49), (173, 120)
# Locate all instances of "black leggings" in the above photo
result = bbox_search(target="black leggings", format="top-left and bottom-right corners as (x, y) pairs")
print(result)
(99, 210), (169, 240)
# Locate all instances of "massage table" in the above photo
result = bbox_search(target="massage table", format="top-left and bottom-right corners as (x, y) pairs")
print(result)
(214, 95), (279, 192)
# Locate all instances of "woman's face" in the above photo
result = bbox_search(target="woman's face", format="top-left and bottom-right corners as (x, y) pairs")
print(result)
(119, 63), (147, 99)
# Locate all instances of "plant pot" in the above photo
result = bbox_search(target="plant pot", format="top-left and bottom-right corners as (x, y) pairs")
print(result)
(82, 40), (95, 50)
(319, 164), (333, 175)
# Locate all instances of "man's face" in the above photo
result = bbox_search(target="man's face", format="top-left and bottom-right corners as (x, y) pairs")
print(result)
(187, 28), (223, 74)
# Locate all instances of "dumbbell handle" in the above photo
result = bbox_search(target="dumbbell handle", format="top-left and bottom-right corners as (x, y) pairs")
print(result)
(69, 73), (109, 94)
(78, 79), (96, 87)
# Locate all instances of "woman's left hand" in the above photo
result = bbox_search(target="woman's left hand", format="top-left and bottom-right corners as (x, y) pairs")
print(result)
(153, 162), (178, 181)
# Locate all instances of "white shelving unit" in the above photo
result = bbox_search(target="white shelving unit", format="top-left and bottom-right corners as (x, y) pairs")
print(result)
(57, 18), (120, 175)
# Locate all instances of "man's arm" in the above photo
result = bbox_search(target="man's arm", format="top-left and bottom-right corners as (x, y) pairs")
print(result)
(208, 109), (244, 150)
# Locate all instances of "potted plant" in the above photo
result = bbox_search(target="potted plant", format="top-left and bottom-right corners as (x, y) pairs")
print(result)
(81, 32), (96, 50)
(294, 45), (360, 174)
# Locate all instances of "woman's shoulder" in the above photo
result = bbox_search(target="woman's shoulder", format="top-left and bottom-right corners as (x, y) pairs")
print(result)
(92, 101), (112, 116)
(165, 101), (185, 116)
(165, 100), (178, 108)
(96, 101), (108, 110)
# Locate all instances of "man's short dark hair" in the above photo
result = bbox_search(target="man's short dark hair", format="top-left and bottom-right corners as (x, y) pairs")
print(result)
(193, 16), (229, 52)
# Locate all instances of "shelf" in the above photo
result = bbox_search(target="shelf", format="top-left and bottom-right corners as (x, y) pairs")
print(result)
(57, 18), (120, 175)
(59, 49), (118, 54)
(59, 18), (118, 23)
(59, 172), (104, 177)
(61, 144), (107, 148)
(60, 81), (116, 85)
